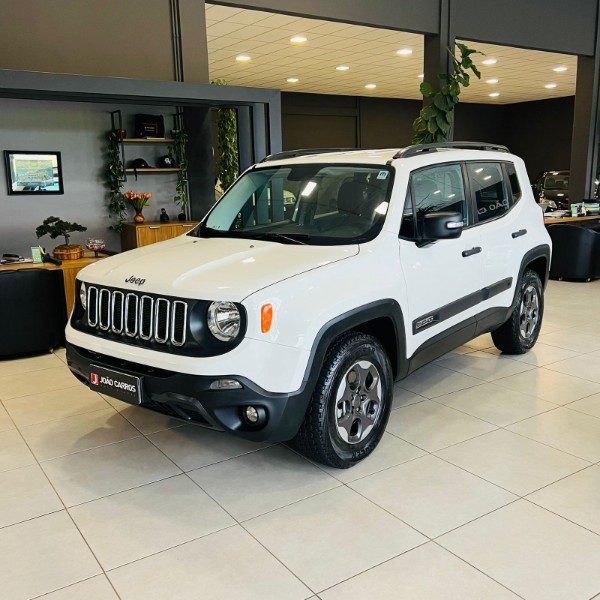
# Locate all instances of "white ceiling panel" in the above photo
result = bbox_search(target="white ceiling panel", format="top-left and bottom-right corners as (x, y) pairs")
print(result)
(205, 3), (576, 104)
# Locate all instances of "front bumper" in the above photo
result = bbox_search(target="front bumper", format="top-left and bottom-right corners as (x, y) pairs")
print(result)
(66, 342), (312, 443)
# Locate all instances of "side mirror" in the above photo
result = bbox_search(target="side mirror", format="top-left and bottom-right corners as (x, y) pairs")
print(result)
(422, 211), (464, 240)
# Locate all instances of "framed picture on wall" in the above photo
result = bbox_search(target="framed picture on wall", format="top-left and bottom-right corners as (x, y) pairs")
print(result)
(3, 151), (64, 195)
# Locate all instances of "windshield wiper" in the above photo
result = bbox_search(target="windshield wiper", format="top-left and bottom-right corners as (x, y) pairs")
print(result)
(252, 232), (309, 245)
(196, 225), (309, 244)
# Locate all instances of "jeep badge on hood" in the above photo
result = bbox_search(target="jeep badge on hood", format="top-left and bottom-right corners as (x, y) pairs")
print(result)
(125, 275), (146, 286)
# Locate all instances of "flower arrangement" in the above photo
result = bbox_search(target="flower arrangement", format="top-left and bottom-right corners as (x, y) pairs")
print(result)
(124, 190), (152, 223)
(124, 190), (152, 210)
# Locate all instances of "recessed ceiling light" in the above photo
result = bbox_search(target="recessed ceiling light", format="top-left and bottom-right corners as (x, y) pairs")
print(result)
(418, 73), (424, 78)
(545, 83), (558, 89)
(365, 83), (377, 90)
(553, 66), (568, 72)
(286, 77), (299, 83)
(396, 48), (413, 56)
(235, 55), (251, 62)
(482, 58), (497, 65)
(486, 78), (499, 84)
(336, 65), (350, 71)
(290, 35), (307, 43)
(489, 92), (500, 97)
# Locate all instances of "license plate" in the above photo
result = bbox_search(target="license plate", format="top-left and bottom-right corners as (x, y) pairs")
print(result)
(89, 365), (142, 405)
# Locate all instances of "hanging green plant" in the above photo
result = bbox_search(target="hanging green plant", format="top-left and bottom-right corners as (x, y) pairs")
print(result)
(412, 43), (483, 144)
(169, 128), (189, 210)
(106, 130), (126, 231)
(211, 79), (239, 193)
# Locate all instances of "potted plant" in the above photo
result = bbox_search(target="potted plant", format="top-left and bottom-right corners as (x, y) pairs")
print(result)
(36, 216), (88, 260)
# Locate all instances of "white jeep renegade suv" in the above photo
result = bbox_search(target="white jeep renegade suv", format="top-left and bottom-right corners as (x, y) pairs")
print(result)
(66, 142), (551, 468)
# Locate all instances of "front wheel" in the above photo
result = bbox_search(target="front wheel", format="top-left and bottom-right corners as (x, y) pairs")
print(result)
(293, 332), (393, 468)
(492, 268), (544, 354)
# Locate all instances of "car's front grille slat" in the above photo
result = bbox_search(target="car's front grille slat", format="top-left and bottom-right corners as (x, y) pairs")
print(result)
(84, 286), (187, 347)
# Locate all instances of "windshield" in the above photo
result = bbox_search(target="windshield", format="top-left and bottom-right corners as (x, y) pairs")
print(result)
(193, 164), (394, 245)
(543, 173), (569, 190)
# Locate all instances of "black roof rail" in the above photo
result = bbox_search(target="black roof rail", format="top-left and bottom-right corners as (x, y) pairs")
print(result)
(392, 142), (510, 160)
(260, 148), (359, 163)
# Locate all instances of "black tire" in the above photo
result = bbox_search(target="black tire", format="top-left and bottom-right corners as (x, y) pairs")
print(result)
(293, 331), (393, 468)
(492, 268), (544, 354)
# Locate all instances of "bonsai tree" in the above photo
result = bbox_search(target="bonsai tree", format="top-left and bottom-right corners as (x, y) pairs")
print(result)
(36, 216), (87, 247)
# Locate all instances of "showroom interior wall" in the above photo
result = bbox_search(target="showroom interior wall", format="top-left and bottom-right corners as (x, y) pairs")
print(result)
(0, 0), (599, 240)
(0, 99), (191, 257)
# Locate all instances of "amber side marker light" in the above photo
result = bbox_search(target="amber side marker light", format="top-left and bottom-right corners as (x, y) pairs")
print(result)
(261, 304), (273, 333)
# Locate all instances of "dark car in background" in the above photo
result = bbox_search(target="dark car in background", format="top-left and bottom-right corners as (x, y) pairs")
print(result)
(532, 170), (599, 210)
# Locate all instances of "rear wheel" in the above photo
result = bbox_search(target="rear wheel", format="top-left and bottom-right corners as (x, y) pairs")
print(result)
(293, 331), (393, 468)
(492, 268), (543, 354)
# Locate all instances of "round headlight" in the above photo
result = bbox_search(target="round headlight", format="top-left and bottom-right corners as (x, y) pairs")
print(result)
(207, 301), (241, 342)
(80, 282), (87, 310)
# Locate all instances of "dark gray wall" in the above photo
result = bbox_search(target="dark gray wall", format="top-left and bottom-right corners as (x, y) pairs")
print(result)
(0, 99), (198, 257)
(214, 0), (439, 33)
(281, 91), (575, 183)
(454, 0), (598, 56)
(502, 97), (575, 180)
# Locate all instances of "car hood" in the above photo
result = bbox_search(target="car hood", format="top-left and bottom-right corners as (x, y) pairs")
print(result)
(79, 234), (359, 301)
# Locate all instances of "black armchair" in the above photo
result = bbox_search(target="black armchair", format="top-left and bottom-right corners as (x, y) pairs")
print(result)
(0, 268), (66, 358)
(547, 224), (600, 281)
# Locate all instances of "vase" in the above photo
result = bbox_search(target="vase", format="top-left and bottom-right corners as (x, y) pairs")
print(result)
(134, 208), (145, 223)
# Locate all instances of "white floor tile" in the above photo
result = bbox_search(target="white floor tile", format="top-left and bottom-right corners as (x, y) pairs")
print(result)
(544, 352), (600, 384)
(20, 408), (140, 460)
(494, 367), (600, 405)
(148, 424), (271, 471)
(108, 526), (311, 600)
(3, 385), (110, 427)
(464, 333), (495, 350)
(538, 329), (600, 353)
(438, 500), (600, 600)
(39, 575), (118, 599)
(508, 407), (600, 462)
(0, 428), (35, 472)
(0, 366), (78, 401)
(392, 385), (427, 409)
(0, 464), (63, 528)
(386, 400), (496, 452)
(41, 437), (181, 507)
(0, 352), (64, 376)
(0, 511), (100, 600)
(189, 445), (340, 521)
(433, 382), (557, 426)
(350, 455), (516, 537)
(436, 429), (590, 495)
(396, 363), (484, 399)
(69, 475), (234, 570)
(0, 402), (14, 432)
(436, 351), (535, 382)
(527, 465), (600, 535)
(244, 486), (426, 592)
(568, 392), (600, 419)
(317, 432), (426, 484)
(510, 342), (578, 367)
(320, 542), (519, 600)
(117, 404), (184, 434)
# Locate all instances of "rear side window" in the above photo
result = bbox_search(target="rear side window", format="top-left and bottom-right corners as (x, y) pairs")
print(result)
(467, 162), (511, 223)
(505, 162), (522, 203)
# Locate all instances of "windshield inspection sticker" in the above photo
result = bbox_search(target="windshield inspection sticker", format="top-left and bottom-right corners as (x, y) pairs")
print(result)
(377, 170), (389, 180)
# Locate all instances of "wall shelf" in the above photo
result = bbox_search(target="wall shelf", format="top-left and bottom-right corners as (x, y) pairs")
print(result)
(124, 168), (182, 173)
(122, 138), (175, 143)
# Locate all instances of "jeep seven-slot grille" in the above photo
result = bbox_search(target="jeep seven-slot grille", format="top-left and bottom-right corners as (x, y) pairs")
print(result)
(87, 286), (187, 346)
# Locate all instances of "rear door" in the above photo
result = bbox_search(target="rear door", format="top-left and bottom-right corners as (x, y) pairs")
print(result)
(399, 162), (483, 358)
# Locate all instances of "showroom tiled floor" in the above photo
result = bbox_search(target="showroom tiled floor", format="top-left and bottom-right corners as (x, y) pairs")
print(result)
(2, 279), (600, 599)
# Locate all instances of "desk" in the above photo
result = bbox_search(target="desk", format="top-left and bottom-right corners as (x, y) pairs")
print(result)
(0, 253), (106, 314)
(544, 215), (600, 226)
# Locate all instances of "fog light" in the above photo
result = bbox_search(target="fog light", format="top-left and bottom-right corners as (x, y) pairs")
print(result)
(244, 406), (259, 424)
(209, 379), (242, 390)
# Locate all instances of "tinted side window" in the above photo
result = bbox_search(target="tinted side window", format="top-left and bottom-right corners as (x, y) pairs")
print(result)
(468, 162), (510, 223)
(399, 189), (415, 238)
(411, 164), (469, 237)
(505, 162), (522, 203)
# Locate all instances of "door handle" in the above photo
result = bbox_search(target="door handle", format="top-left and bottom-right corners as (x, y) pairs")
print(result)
(512, 229), (527, 239)
(462, 246), (482, 257)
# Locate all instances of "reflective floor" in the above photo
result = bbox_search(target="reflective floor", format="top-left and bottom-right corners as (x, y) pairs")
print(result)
(1, 279), (600, 599)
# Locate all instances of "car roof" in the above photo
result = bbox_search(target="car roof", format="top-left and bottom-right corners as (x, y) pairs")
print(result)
(260, 144), (514, 168)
